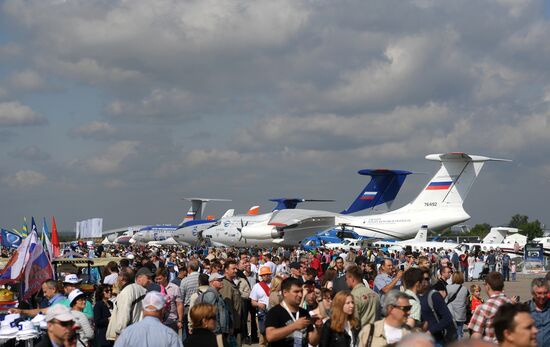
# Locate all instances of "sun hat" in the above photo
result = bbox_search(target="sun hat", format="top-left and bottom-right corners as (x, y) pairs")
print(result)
(208, 273), (224, 282)
(45, 304), (74, 323)
(63, 274), (82, 284)
(258, 266), (272, 276)
(68, 289), (86, 306)
(142, 291), (166, 312)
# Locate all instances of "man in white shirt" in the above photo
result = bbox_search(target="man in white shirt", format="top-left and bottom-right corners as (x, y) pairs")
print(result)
(250, 266), (272, 346)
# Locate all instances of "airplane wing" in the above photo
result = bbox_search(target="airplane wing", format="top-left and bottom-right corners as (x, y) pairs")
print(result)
(268, 209), (340, 228)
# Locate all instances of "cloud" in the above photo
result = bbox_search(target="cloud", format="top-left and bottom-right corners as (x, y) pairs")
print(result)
(9, 69), (45, 92)
(0, 101), (47, 126)
(9, 145), (51, 161)
(2, 170), (47, 189)
(82, 140), (139, 174)
(69, 121), (117, 140)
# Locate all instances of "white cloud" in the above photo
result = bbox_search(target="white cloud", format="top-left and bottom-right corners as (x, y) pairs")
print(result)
(2, 170), (47, 188)
(9, 145), (51, 161)
(84, 140), (139, 174)
(0, 101), (47, 126)
(9, 69), (45, 91)
(70, 121), (117, 140)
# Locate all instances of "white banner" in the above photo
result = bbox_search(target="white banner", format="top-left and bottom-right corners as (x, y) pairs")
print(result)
(76, 218), (103, 238)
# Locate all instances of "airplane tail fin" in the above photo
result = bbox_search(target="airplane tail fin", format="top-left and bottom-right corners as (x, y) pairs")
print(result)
(179, 197), (231, 225)
(341, 169), (412, 214)
(408, 153), (510, 210)
(413, 225), (428, 242)
(269, 198), (334, 211)
(222, 209), (235, 218)
(247, 206), (260, 215)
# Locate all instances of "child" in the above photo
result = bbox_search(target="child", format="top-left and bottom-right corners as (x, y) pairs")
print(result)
(467, 284), (484, 325)
(511, 261), (516, 281)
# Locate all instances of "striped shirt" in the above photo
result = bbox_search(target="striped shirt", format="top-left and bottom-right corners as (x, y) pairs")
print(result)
(180, 271), (199, 307)
(468, 292), (512, 342)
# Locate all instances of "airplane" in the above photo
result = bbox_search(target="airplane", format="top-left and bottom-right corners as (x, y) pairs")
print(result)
(204, 169), (413, 247)
(372, 225), (461, 252)
(242, 153), (510, 246)
(301, 227), (362, 251)
(130, 198), (231, 245)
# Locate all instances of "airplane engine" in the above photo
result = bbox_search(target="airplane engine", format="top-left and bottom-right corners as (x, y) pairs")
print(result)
(241, 223), (284, 240)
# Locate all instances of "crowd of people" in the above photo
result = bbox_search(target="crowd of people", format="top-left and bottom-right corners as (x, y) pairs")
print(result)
(5, 243), (550, 347)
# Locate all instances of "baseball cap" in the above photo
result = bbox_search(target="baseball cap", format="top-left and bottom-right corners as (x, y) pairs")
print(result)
(289, 262), (301, 270)
(142, 291), (166, 312)
(166, 262), (175, 267)
(258, 266), (272, 276)
(63, 274), (82, 284)
(136, 267), (154, 278)
(46, 304), (74, 322)
(208, 273), (224, 282)
(68, 289), (86, 306)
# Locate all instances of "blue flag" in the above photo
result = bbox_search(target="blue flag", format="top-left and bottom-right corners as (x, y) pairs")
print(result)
(1, 229), (23, 249)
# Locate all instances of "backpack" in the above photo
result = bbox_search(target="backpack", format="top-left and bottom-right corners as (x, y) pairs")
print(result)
(427, 290), (457, 344)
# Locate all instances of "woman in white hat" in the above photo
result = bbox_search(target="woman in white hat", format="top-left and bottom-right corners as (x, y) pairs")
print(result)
(69, 289), (94, 347)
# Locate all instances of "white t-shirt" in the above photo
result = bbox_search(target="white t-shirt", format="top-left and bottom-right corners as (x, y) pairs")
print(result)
(384, 323), (403, 344)
(250, 282), (269, 306)
(103, 272), (118, 285)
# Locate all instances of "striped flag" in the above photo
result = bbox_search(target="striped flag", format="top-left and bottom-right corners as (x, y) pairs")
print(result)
(42, 217), (53, 260)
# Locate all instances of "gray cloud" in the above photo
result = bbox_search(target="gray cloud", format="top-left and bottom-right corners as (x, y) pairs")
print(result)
(69, 121), (117, 140)
(9, 145), (51, 161)
(0, 101), (47, 126)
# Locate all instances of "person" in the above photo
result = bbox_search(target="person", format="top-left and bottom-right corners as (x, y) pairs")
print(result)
(402, 267), (423, 328)
(395, 333), (435, 347)
(251, 266), (272, 346)
(433, 266), (452, 299)
(332, 257), (348, 294)
(184, 303), (228, 347)
(59, 274), (94, 319)
(269, 275), (284, 309)
(446, 271), (469, 339)
(93, 285), (114, 347)
(468, 272), (513, 342)
(419, 268), (455, 346)
(502, 253), (511, 282)
(468, 284), (484, 325)
(114, 291), (182, 347)
(346, 265), (380, 328)
(526, 278), (550, 346)
(219, 259), (242, 346)
(319, 291), (359, 347)
(36, 304), (76, 347)
(197, 273), (232, 341)
(136, 267), (161, 292)
(68, 289), (94, 347)
(155, 267), (184, 331)
(180, 259), (200, 337)
(106, 268), (147, 341)
(373, 258), (403, 303)
(265, 277), (322, 347)
(103, 261), (119, 285)
(358, 290), (412, 347)
(493, 303), (538, 347)
(511, 262), (517, 281)
(11, 280), (65, 316)
(321, 268), (337, 291)
(236, 259), (253, 344)
(310, 288), (333, 321)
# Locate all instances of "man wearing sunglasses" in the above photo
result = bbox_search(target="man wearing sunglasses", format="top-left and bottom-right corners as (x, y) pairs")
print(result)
(358, 290), (412, 346)
(36, 304), (75, 347)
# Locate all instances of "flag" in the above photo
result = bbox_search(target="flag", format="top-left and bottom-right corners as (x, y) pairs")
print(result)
(51, 216), (60, 258)
(21, 233), (53, 300)
(30, 217), (37, 235)
(21, 217), (28, 237)
(0, 229), (23, 249)
(0, 231), (37, 284)
(10, 228), (23, 238)
(42, 218), (53, 260)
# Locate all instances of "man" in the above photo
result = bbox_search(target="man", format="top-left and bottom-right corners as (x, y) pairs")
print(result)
(468, 272), (513, 342)
(527, 278), (550, 346)
(263, 253), (277, 276)
(502, 253), (511, 282)
(58, 274), (94, 319)
(180, 259), (200, 336)
(265, 277), (322, 347)
(494, 303), (538, 347)
(12, 280), (64, 316)
(374, 258), (403, 303)
(358, 290), (412, 346)
(237, 258), (254, 344)
(36, 304), (75, 347)
(402, 267), (423, 328)
(155, 267), (184, 331)
(433, 266), (452, 299)
(335, 256), (345, 278)
(487, 250), (497, 273)
(346, 265), (380, 327)
(251, 266), (272, 345)
(136, 267), (161, 292)
(220, 259), (242, 346)
(198, 273), (232, 340)
(289, 262), (303, 285)
(114, 291), (182, 347)
(106, 268), (148, 341)
(332, 257), (349, 294)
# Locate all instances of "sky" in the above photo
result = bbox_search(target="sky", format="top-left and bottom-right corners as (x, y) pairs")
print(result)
(0, 0), (549, 233)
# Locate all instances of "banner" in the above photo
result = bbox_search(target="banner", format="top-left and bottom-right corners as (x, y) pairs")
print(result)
(523, 243), (545, 274)
(1, 229), (23, 249)
(76, 218), (103, 238)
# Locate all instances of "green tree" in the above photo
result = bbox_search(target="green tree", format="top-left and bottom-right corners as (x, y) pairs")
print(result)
(469, 223), (491, 237)
(520, 220), (544, 240)
(509, 214), (529, 229)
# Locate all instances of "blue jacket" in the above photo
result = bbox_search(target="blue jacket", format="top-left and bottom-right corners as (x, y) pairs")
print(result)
(529, 299), (550, 346)
(419, 290), (454, 342)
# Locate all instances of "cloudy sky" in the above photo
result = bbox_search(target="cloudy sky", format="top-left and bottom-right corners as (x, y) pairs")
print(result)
(1, 0), (549, 233)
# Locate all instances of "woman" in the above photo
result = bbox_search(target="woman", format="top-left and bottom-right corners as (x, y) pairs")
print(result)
(310, 288), (333, 322)
(321, 268), (337, 291)
(446, 272), (469, 339)
(319, 291), (359, 347)
(93, 285), (113, 347)
(68, 289), (94, 347)
(184, 303), (228, 347)
(268, 275), (283, 309)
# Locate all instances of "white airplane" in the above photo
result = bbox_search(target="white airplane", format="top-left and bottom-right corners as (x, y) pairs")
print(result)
(131, 198), (231, 245)
(373, 225), (460, 252)
(242, 153), (510, 246)
(204, 169), (413, 247)
(459, 227), (526, 255)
